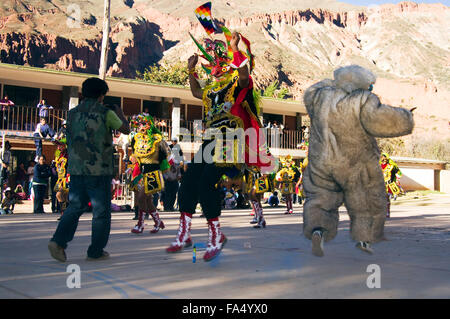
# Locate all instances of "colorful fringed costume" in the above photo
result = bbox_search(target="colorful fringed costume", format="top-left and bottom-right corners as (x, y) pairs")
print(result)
(295, 153), (308, 203)
(275, 155), (300, 214)
(166, 2), (275, 261)
(380, 153), (402, 217)
(129, 114), (170, 234)
(53, 138), (69, 218)
(245, 171), (274, 228)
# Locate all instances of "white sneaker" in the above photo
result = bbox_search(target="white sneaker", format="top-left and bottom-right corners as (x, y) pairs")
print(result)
(356, 241), (373, 254)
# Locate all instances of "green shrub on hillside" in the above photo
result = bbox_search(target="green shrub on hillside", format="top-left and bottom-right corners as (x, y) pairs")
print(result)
(378, 137), (450, 162)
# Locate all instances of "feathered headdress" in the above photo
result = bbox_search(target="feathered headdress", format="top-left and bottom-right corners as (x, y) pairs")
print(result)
(190, 2), (255, 78)
(130, 114), (162, 138)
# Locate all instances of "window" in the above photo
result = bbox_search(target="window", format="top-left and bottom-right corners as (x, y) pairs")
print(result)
(103, 96), (121, 108)
(3, 85), (40, 107)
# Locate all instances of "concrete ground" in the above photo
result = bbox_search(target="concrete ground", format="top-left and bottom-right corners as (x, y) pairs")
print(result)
(0, 193), (449, 299)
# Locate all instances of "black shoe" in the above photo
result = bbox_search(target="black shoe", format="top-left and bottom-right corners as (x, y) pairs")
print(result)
(132, 216), (138, 220)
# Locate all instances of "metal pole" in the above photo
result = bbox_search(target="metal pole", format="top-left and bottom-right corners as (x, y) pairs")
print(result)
(99, 0), (111, 80)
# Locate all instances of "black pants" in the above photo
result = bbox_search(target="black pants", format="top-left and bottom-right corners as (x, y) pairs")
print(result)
(33, 184), (47, 214)
(0, 167), (8, 201)
(163, 180), (179, 211)
(178, 141), (231, 219)
(51, 178), (58, 213)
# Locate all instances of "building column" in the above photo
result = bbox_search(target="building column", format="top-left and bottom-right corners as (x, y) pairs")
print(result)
(434, 170), (440, 191)
(172, 98), (181, 140)
(296, 112), (302, 131)
(62, 86), (79, 110)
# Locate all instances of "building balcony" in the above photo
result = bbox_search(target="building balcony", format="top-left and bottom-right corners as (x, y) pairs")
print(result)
(1, 105), (307, 158)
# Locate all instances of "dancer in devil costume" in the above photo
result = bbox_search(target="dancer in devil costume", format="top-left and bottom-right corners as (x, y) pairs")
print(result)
(166, 2), (275, 261)
(129, 114), (170, 234)
(247, 172), (274, 228)
(380, 153), (402, 218)
(276, 155), (300, 214)
(53, 139), (69, 220)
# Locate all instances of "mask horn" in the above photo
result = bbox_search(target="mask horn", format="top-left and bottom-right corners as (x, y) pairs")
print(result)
(189, 32), (214, 63)
(220, 25), (234, 60)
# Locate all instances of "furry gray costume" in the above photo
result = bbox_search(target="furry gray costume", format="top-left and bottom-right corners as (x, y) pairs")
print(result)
(302, 65), (414, 255)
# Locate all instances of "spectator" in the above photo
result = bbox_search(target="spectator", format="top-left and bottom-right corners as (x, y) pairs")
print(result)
(303, 126), (310, 142)
(0, 188), (16, 215)
(236, 189), (249, 209)
(142, 106), (150, 117)
(48, 77), (130, 262)
(0, 95), (14, 108)
(26, 160), (35, 198)
(0, 96), (14, 129)
(0, 141), (12, 201)
(50, 160), (59, 214)
(223, 188), (237, 209)
(111, 174), (121, 200)
(37, 99), (54, 120)
(268, 191), (280, 207)
(32, 155), (52, 214)
(15, 163), (27, 190)
(33, 117), (55, 162)
(158, 119), (167, 129)
(169, 137), (184, 164)
(56, 120), (67, 140)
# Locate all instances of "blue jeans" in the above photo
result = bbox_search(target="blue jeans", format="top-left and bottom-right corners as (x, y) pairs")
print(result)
(51, 175), (112, 258)
(34, 134), (42, 157)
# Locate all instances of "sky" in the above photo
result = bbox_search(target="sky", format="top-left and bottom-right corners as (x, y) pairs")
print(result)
(342, 0), (450, 5)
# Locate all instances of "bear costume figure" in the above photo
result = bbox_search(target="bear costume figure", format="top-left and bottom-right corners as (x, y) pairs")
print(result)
(302, 65), (415, 256)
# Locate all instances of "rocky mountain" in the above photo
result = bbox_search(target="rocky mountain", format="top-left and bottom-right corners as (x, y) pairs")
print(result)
(0, 0), (449, 144)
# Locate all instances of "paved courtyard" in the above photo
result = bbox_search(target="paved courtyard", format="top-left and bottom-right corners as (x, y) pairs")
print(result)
(0, 193), (449, 299)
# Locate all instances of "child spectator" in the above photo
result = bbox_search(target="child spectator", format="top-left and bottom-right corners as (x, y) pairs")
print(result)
(37, 99), (54, 120)
(268, 191), (280, 207)
(1, 188), (16, 215)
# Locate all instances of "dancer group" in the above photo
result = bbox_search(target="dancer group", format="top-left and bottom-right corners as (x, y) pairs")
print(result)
(48, 2), (414, 263)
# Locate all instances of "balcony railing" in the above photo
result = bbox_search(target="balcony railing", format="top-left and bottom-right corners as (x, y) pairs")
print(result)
(0, 106), (307, 151)
(0, 105), (67, 133)
(264, 128), (306, 150)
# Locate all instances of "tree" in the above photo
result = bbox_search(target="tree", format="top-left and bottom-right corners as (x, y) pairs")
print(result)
(136, 62), (190, 86)
(261, 80), (290, 99)
(263, 80), (279, 97)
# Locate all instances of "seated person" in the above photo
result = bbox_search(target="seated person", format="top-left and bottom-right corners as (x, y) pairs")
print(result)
(1, 188), (16, 215)
(268, 191), (280, 207)
(236, 189), (250, 209)
(33, 117), (55, 162)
